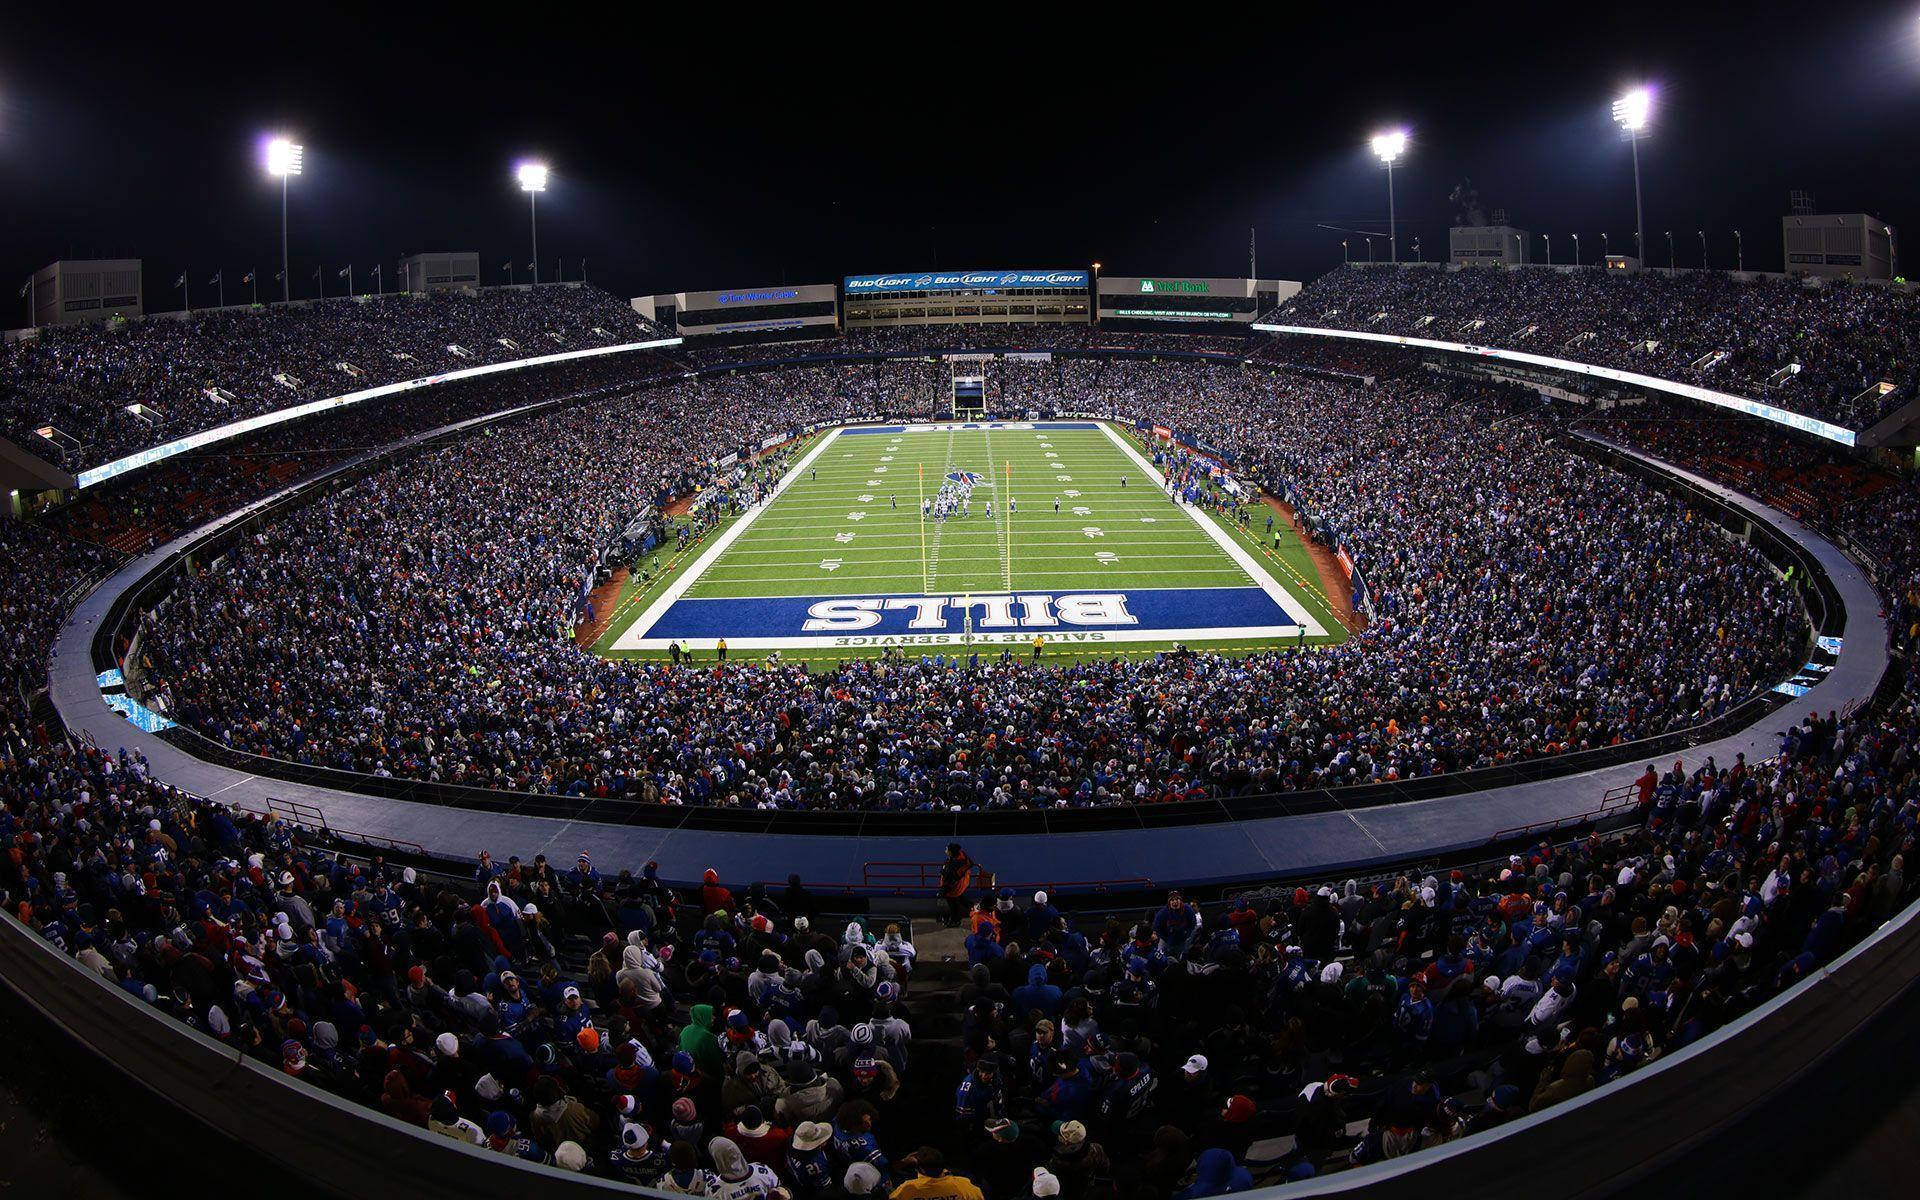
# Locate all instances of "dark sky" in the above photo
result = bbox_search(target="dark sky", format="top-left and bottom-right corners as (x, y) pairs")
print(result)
(3, 2), (1918, 313)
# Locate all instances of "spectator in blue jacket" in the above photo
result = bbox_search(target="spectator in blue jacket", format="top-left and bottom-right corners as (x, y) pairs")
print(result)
(1175, 1148), (1253, 1199)
(1013, 964), (1064, 1018)
(1151, 891), (1201, 960)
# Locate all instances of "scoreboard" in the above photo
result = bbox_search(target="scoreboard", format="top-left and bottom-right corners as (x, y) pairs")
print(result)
(842, 268), (1091, 328)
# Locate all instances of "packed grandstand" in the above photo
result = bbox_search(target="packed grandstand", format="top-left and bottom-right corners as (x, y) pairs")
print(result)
(2, 274), (1918, 1196)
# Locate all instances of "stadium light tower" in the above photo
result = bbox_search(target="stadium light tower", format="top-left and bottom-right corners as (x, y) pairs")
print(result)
(1612, 87), (1652, 265)
(1370, 129), (1407, 264)
(1572, 233), (1581, 266)
(264, 137), (303, 304)
(517, 161), (549, 285)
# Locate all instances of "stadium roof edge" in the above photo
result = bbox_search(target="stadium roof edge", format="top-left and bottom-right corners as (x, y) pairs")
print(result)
(1251, 322), (1859, 446)
(72, 337), (683, 490)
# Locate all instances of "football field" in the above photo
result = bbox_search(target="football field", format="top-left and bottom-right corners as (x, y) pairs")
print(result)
(596, 421), (1346, 660)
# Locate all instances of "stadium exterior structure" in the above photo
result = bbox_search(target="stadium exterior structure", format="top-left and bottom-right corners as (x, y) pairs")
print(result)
(18, 317), (1913, 1200)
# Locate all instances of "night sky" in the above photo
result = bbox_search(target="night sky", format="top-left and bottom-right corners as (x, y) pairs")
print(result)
(3, 1), (1918, 314)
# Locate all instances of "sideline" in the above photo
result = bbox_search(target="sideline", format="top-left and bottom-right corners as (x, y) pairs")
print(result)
(609, 428), (846, 650)
(1096, 421), (1328, 637)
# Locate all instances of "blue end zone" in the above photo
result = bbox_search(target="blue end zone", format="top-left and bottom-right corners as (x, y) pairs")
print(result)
(643, 586), (1296, 641)
(839, 421), (1099, 436)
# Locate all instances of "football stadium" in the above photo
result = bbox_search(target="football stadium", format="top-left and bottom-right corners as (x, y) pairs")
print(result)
(4, 9), (1920, 1199)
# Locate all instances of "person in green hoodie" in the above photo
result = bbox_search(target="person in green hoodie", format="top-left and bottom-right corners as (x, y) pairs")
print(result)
(681, 1003), (724, 1075)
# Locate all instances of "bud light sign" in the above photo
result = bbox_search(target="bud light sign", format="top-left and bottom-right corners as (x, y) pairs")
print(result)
(844, 269), (1090, 294)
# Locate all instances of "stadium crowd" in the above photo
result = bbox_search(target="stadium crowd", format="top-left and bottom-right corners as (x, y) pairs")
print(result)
(2, 661), (1916, 1189)
(0, 284), (665, 469)
(0, 296), (1917, 1192)
(133, 358), (1807, 808)
(1272, 265), (1920, 429)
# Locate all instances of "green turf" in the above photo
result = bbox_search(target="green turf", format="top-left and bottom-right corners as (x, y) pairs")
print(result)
(589, 422), (1351, 664)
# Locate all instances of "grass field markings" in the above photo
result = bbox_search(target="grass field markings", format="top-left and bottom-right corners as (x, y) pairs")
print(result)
(708, 533), (1224, 551)
(922, 426), (959, 591)
(1095, 422), (1328, 638)
(615, 425), (844, 637)
(689, 566), (1260, 586)
(611, 422), (1332, 657)
(1209, 508), (1356, 632)
(592, 522), (716, 636)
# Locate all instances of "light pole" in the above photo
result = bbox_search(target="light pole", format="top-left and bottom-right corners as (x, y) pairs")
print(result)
(1613, 87), (1652, 266)
(264, 137), (303, 305)
(1665, 230), (1675, 272)
(1735, 230), (1744, 272)
(1370, 129), (1407, 264)
(1341, 240), (1349, 264)
(1602, 232), (1610, 259)
(517, 162), (549, 285)
(1572, 233), (1581, 266)
(1365, 237), (1375, 264)
(1544, 233), (1553, 265)
(1697, 230), (1707, 270)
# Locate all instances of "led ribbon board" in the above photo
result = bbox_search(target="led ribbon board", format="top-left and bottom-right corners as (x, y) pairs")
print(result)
(1250, 323), (1859, 446)
(74, 337), (684, 489)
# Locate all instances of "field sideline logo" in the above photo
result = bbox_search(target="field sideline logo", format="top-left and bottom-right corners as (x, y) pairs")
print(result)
(801, 593), (1137, 632)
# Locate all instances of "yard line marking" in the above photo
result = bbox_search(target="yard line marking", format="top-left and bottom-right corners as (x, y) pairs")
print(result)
(1095, 422), (1326, 638)
(617, 425), (844, 641)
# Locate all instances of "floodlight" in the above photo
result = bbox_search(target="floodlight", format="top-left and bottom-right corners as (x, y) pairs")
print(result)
(1369, 130), (1408, 263)
(266, 137), (303, 177)
(517, 162), (549, 192)
(1612, 88), (1652, 133)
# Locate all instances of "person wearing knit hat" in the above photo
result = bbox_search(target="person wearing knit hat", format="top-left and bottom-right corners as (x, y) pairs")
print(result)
(607, 1119), (671, 1186)
(1030, 1168), (1062, 1199)
(845, 1163), (885, 1196)
(553, 1141), (589, 1172)
(427, 1092), (485, 1146)
(483, 1110), (551, 1164)
(668, 1094), (706, 1150)
(725, 1104), (791, 1166)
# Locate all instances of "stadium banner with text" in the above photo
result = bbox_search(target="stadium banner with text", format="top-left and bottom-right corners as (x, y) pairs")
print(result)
(1251, 323), (1859, 446)
(843, 269), (1090, 295)
(74, 336), (684, 489)
(680, 284), (837, 309)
